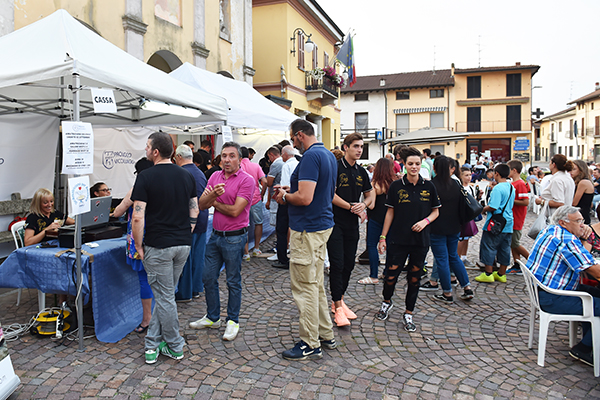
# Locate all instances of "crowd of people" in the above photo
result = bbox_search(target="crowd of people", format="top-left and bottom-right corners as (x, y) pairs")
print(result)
(19, 122), (600, 369)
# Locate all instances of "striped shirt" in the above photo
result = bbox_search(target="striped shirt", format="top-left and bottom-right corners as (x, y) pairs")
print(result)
(526, 224), (595, 290)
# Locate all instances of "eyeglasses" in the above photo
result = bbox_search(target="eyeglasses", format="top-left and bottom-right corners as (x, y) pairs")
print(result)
(564, 218), (585, 224)
(99, 188), (112, 192)
(290, 130), (301, 139)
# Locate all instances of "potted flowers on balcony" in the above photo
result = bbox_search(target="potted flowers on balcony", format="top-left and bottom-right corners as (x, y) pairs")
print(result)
(308, 66), (345, 88)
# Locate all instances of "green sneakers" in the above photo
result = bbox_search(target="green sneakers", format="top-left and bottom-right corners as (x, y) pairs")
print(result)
(145, 341), (183, 364)
(475, 271), (507, 283)
(145, 348), (158, 364)
(475, 272), (494, 283)
(492, 271), (507, 283)
(159, 341), (184, 360)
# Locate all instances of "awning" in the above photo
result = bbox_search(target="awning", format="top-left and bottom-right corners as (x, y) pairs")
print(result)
(383, 128), (468, 145)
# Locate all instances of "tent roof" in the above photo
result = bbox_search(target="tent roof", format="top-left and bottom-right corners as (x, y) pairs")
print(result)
(0, 9), (227, 127)
(170, 63), (297, 131)
(383, 128), (468, 145)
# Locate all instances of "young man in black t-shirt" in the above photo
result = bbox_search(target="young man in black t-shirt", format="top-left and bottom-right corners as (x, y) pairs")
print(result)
(131, 132), (199, 364)
(376, 147), (440, 332)
(328, 133), (374, 327)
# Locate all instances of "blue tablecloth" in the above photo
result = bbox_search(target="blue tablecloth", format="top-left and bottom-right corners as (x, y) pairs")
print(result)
(0, 238), (142, 343)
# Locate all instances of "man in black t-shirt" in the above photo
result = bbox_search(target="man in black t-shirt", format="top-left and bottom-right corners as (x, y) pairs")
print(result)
(196, 140), (212, 172)
(131, 132), (199, 365)
(328, 133), (374, 327)
(376, 147), (440, 332)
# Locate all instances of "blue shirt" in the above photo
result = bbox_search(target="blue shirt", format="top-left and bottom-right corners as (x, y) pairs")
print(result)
(182, 163), (208, 234)
(288, 142), (336, 233)
(484, 181), (515, 234)
(526, 224), (595, 291)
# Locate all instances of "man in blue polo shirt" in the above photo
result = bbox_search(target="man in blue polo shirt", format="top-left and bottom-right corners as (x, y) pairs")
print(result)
(275, 119), (337, 361)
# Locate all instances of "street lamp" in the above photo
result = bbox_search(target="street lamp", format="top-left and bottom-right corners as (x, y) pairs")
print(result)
(290, 28), (314, 56)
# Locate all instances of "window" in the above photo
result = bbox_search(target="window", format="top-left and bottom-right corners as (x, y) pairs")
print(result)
(506, 73), (521, 96)
(467, 107), (481, 132)
(355, 112), (368, 134)
(396, 91), (409, 100)
(312, 44), (318, 69)
(558, 146), (562, 154)
(506, 105), (521, 131)
(430, 89), (444, 98)
(324, 51), (329, 68)
(354, 93), (368, 101)
(569, 146), (573, 157)
(430, 113), (444, 128)
(582, 118), (585, 137)
(298, 32), (305, 69)
(467, 76), (481, 98)
(595, 116), (599, 136)
(559, 121), (562, 132)
(360, 144), (369, 160)
(592, 102), (595, 110)
(396, 114), (409, 135)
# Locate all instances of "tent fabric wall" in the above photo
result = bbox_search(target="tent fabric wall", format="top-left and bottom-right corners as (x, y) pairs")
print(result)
(90, 127), (151, 198)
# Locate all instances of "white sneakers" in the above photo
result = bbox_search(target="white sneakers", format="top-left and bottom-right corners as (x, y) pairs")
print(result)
(189, 315), (221, 329)
(223, 320), (239, 341)
(189, 315), (239, 341)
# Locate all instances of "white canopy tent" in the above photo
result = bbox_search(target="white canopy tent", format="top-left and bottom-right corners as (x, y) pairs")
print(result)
(170, 62), (297, 132)
(0, 9), (229, 349)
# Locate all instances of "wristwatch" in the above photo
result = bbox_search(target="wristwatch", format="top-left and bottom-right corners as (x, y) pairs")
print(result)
(282, 192), (287, 203)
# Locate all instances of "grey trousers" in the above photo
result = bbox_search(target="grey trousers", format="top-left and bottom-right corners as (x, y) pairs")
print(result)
(143, 245), (190, 353)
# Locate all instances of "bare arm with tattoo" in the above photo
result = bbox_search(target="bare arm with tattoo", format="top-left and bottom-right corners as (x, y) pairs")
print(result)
(189, 197), (199, 231)
(132, 200), (146, 260)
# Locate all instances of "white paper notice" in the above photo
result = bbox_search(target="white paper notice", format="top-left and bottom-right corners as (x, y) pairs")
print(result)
(62, 121), (94, 175)
(68, 175), (91, 216)
(90, 88), (117, 113)
(222, 125), (233, 142)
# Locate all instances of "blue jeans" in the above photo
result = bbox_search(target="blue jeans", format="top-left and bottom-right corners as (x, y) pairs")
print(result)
(203, 231), (247, 323)
(366, 219), (383, 279)
(176, 231), (207, 300)
(539, 289), (600, 347)
(430, 233), (470, 293)
(430, 259), (455, 282)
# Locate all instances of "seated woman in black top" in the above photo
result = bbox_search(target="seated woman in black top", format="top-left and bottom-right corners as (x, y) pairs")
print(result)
(24, 188), (74, 246)
(90, 182), (112, 198)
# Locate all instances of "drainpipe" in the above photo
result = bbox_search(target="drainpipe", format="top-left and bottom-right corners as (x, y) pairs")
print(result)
(383, 89), (388, 157)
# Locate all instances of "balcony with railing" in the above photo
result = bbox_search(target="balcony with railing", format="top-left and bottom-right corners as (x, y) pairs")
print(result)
(305, 72), (338, 106)
(455, 119), (531, 133)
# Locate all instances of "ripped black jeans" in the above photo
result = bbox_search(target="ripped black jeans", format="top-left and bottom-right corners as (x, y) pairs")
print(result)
(382, 244), (427, 312)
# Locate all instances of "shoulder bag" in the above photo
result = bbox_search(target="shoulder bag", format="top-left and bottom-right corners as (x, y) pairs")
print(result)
(486, 185), (513, 235)
(457, 181), (484, 224)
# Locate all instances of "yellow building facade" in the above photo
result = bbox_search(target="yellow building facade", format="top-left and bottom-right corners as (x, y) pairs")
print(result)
(341, 63), (539, 165)
(568, 85), (600, 163)
(7, 0), (253, 81)
(252, 0), (344, 148)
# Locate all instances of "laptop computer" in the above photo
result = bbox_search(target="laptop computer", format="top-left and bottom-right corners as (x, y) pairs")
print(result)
(61, 196), (112, 230)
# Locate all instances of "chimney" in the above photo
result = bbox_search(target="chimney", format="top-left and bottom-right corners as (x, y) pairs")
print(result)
(450, 63), (455, 77)
(380, 78), (386, 87)
(515, 62), (521, 66)
(596, 82), (599, 90)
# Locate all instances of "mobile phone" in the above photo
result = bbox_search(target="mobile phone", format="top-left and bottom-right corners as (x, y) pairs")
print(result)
(40, 242), (57, 248)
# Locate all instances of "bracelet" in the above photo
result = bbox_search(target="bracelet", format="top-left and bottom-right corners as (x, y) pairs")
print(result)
(348, 202), (353, 210)
(190, 217), (197, 224)
(425, 218), (431, 225)
(380, 235), (386, 240)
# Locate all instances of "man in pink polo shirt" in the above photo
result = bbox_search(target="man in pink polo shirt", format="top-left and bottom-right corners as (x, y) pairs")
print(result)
(190, 142), (254, 342)
(240, 146), (268, 260)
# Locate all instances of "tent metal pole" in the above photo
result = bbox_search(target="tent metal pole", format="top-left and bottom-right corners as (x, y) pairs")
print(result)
(72, 73), (85, 352)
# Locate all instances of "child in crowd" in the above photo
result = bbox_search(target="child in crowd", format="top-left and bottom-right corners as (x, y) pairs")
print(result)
(475, 163), (515, 283)
(506, 160), (530, 275)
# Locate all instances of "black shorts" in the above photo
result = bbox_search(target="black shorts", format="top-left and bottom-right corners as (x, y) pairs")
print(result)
(386, 243), (428, 271)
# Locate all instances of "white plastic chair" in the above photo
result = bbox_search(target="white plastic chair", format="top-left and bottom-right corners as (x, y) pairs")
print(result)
(528, 181), (541, 215)
(517, 260), (599, 376)
(11, 221), (46, 311)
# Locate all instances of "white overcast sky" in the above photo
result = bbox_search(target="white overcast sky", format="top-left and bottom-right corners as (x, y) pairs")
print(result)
(317, 0), (600, 117)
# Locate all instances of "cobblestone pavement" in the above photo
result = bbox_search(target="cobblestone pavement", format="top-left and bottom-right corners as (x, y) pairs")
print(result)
(2, 210), (600, 399)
